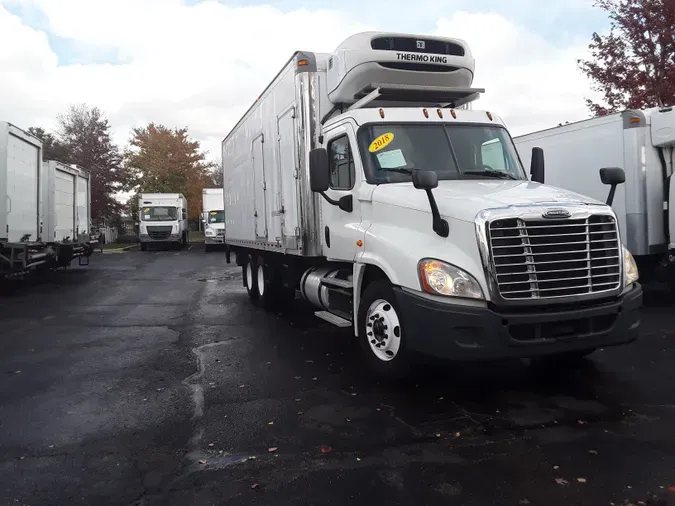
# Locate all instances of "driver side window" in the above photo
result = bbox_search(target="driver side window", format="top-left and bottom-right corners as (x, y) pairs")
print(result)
(328, 135), (355, 190)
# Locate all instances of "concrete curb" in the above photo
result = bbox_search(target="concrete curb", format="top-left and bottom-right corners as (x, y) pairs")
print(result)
(101, 244), (139, 254)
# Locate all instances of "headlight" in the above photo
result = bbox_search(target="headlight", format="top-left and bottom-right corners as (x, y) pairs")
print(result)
(205, 228), (215, 237)
(623, 245), (639, 286)
(418, 259), (484, 299)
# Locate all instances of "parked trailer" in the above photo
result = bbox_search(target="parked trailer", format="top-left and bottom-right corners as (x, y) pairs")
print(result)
(0, 121), (53, 277)
(222, 31), (642, 378)
(138, 193), (189, 251)
(513, 107), (675, 289)
(201, 188), (225, 252)
(41, 160), (95, 267)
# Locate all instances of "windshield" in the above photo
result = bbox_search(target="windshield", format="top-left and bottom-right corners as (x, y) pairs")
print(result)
(141, 206), (178, 221)
(357, 123), (526, 184)
(207, 210), (225, 224)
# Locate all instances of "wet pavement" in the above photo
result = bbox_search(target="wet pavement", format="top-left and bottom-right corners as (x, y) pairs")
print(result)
(1, 247), (675, 505)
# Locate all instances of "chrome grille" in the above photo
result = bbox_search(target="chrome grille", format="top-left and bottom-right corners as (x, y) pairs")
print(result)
(488, 215), (621, 300)
(147, 226), (172, 240)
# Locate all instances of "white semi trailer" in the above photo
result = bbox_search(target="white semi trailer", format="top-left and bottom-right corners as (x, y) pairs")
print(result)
(221, 31), (643, 377)
(41, 160), (94, 267)
(201, 188), (225, 252)
(513, 107), (675, 290)
(0, 122), (52, 277)
(138, 193), (189, 251)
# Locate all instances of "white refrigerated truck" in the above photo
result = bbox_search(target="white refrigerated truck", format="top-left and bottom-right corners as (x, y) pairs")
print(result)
(0, 122), (53, 276)
(221, 31), (643, 377)
(41, 160), (94, 266)
(201, 188), (225, 252)
(138, 193), (189, 251)
(514, 107), (675, 290)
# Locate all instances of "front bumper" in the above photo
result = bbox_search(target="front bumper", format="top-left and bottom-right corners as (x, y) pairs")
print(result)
(205, 236), (224, 244)
(394, 283), (643, 361)
(140, 233), (182, 243)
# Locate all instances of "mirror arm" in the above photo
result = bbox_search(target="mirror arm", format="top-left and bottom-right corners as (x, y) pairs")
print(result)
(319, 191), (340, 206)
(423, 189), (449, 238)
(606, 185), (617, 206)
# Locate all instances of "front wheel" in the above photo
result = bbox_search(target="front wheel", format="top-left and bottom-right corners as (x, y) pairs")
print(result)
(357, 280), (412, 380)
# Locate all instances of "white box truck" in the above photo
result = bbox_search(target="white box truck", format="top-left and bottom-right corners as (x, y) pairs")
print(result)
(0, 122), (54, 276)
(221, 31), (643, 377)
(513, 107), (675, 290)
(138, 193), (188, 251)
(41, 160), (94, 266)
(201, 188), (225, 252)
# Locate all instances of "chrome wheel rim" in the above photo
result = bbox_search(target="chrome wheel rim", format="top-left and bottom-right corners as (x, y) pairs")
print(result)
(365, 298), (401, 362)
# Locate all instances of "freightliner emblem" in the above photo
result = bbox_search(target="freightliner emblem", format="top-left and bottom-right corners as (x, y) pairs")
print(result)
(542, 208), (571, 219)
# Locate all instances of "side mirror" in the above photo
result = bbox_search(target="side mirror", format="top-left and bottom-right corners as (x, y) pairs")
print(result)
(309, 148), (330, 192)
(412, 169), (438, 190)
(411, 170), (448, 238)
(599, 167), (625, 206)
(530, 147), (545, 183)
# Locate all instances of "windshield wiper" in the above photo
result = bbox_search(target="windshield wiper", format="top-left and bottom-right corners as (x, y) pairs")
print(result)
(462, 169), (518, 180)
(379, 168), (413, 175)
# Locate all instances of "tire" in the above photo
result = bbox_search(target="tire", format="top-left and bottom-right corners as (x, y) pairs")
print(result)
(357, 279), (412, 380)
(255, 256), (282, 310)
(244, 254), (258, 301)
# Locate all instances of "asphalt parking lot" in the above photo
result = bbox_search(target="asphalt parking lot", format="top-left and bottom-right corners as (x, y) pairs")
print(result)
(1, 247), (675, 506)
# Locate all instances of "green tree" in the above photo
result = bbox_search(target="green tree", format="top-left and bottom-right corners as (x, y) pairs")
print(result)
(126, 123), (218, 220)
(27, 127), (71, 162)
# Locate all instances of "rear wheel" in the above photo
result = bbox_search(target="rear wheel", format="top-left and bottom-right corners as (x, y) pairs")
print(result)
(256, 256), (283, 310)
(244, 254), (258, 301)
(358, 279), (412, 380)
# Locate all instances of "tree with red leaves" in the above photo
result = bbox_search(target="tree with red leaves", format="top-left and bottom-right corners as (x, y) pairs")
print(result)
(56, 104), (136, 221)
(578, 0), (675, 116)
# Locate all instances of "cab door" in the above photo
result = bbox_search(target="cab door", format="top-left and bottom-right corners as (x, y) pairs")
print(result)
(320, 123), (364, 261)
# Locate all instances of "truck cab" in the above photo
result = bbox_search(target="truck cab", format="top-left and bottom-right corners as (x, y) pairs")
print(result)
(138, 193), (188, 251)
(201, 188), (225, 252)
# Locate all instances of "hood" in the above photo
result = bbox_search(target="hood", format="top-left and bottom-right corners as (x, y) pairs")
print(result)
(371, 180), (604, 223)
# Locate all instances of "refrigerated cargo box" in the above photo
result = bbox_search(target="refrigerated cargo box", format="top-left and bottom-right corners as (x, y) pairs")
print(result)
(41, 160), (92, 243)
(0, 122), (42, 243)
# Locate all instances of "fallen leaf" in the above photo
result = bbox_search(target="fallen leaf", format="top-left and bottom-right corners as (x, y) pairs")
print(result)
(297, 411), (303, 415)
(554, 478), (569, 486)
(351, 392), (357, 396)
(267, 421), (274, 425)
(295, 398), (301, 402)
(438, 397), (444, 401)
(268, 447), (278, 453)
(356, 457), (361, 462)
(306, 360), (314, 363)
(376, 408), (381, 412)
(239, 384), (246, 388)
(519, 500), (531, 505)
(577, 478), (587, 483)
(251, 483), (260, 489)
(577, 420), (586, 425)
(208, 443), (215, 447)
(436, 433), (441, 438)
(553, 466), (559, 470)
(455, 432), (461, 437)
(294, 376), (301, 380)
(588, 450), (598, 455)
(312, 377), (317, 381)
(345, 417), (351, 422)
(48, 445), (54, 449)
(320, 445), (332, 454)
(198, 460), (207, 465)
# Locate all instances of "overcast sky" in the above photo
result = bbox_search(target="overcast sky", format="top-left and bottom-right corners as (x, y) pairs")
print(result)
(0, 0), (609, 164)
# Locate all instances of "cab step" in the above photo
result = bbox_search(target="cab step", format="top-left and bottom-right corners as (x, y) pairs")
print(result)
(315, 311), (352, 328)
(320, 277), (353, 290)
